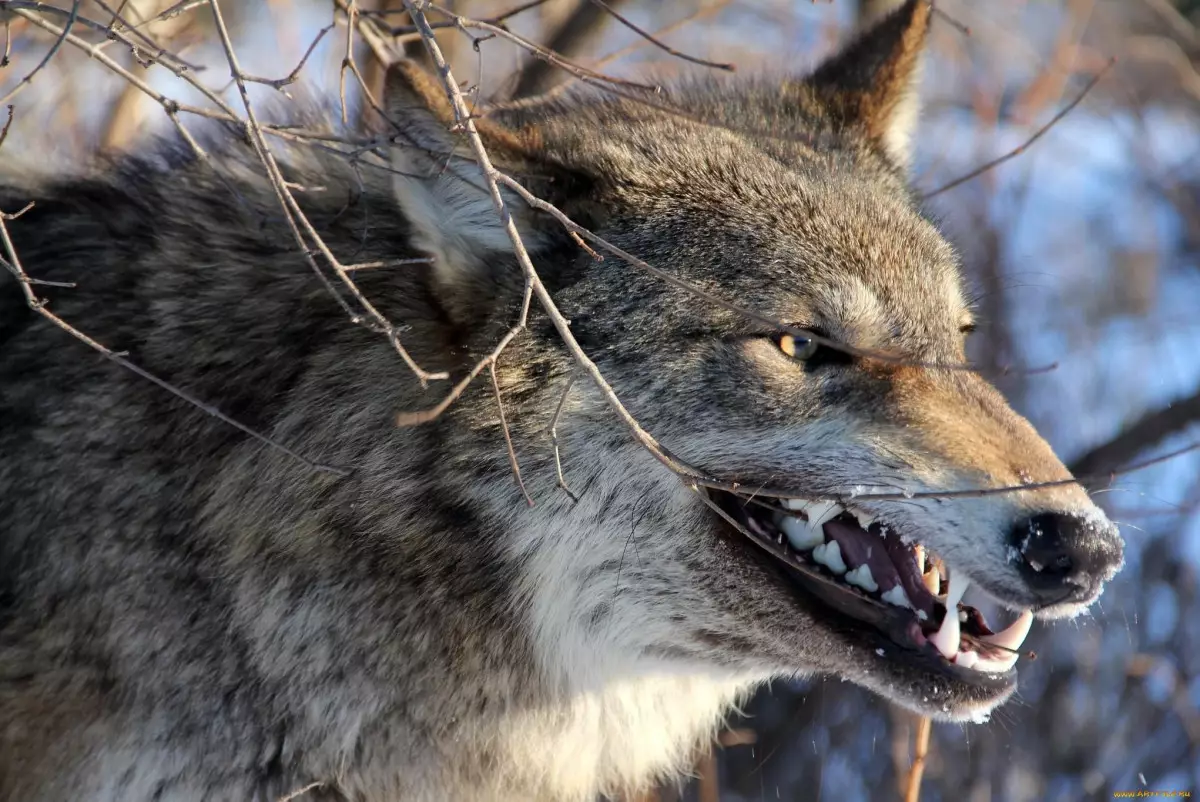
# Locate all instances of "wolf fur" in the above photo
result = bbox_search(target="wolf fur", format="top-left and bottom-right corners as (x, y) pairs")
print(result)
(0, 2), (1123, 800)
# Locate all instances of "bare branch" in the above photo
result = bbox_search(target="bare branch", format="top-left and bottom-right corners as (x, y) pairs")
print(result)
(205, 0), (448, 386)
(582, 0), (734, 73)
(923, 59), (1115, 199)
(241, 22), (335, 92)
(400, 0), (708, 489)
(425, 3), (660, 95)
(1070, 385), (1200, 479)
(0, 0), (80, 105)
(384, 0), (552, 33)
(481, 0), (733, 115)
(491, 363), (534, 507)
(508, 0), (632, 98)
(0, 104), (13, 150)
(0, 204), (346, 477)
(904, 715), (932, 802)
(549, 375), (579, 502)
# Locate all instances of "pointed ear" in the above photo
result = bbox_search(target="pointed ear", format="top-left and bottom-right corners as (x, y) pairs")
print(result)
(385, 61), (550, 317)
(808, 0), (931, 168)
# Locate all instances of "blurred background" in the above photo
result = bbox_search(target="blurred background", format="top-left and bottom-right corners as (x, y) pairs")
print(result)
(2, 0), (1199, 800)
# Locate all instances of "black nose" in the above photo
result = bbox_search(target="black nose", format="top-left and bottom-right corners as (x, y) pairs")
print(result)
(1010, 512), (1124, 606)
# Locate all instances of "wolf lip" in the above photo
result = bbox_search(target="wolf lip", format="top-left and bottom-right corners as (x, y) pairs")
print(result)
(710, 491), (1034, 675)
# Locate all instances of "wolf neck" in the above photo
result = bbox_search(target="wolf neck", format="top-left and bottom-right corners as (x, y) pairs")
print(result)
(436, 442), (762, 800)
(473, 672), (754, 801)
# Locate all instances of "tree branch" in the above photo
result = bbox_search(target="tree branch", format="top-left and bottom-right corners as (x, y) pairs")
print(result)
(1070, 385), (1200, 479)
(508, 0), (631, 98)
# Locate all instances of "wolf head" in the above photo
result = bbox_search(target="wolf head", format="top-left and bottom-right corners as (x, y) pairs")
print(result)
(385, 0), (1123, 723)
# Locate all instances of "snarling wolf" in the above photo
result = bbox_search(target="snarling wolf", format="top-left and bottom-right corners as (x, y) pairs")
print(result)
(0, 2), (1124, 800)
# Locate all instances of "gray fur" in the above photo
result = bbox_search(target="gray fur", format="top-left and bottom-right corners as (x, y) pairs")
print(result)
(0, 3), (1121, 800)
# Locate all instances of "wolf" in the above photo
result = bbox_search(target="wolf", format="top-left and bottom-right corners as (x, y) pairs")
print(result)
(0, 2), (1124, 800)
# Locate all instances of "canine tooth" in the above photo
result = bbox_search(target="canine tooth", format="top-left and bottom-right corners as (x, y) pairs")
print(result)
(844, 564), (879, 593)
(780, 516), (824, 551)
(956, 649), (979, 669)
(812, 541), (847, 574)
(782, 498), (807, 511)
(980, 610), (1034, 653)
(929, 570), (969, 660)
(922, 568), (940, 596)
(881, 585), (911, 609)
(945, 570), (969, 609)
(915, 545), (926, 574)
(929, 608), (960, 660)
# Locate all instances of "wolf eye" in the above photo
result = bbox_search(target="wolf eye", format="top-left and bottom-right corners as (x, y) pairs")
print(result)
(776, 329), (855, 369)
(778, 333), (819, 361)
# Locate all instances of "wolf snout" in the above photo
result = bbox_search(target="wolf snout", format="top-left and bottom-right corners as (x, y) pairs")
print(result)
(1008, 511), (1124, 610)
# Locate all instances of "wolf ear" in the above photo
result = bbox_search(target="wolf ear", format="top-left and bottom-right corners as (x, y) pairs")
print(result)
(808, 0), (931, 168)
(385, 61), (548, 315)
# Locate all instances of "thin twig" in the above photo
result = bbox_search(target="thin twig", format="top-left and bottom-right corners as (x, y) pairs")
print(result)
(1069, 384), (1200, 478)
(241, 22), (335, 91)
(0, 205), (346, 477)
(0, 105), (13, 150)
(584, 0), (734, 72)
(549, 375), (579, 502)
(491, 363), (534, 507)
(400, 0), (708, 490)
(206, 0), (448, 386)
(482, 0), (733, 115)
(507, 0), (630, 98)
(339, 0), (357, 126)
(343, 257), (434, 271)
(276, 781), (324, 802)
(923, 59), (1115, 199)
(424, 2), (661, 94)
(384, 0), (551, 32)
(904, 716), (932, 802)
(0, 0), (79, 105)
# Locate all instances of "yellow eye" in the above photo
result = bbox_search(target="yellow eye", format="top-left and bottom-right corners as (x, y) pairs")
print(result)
(778, 333), (819, 361)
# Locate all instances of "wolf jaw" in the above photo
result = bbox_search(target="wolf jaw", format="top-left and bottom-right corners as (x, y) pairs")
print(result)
(710, 491), (1034, 698)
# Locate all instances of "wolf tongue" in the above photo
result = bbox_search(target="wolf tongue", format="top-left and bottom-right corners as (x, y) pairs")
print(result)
(824, 519), (901, 589)
(879, 530), (938, 620)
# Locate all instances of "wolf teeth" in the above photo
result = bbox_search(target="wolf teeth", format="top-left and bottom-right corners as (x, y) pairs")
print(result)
(922, 567), (940, 595)
(805, 501), (843, 528)
(771, 501), (1034, 675)
(929, 570), (969, 660)
(780, 515), (824, 551)
(980, 609), (1033, 654)
(812, 541), (847, 574)
(844, 564), (878, 593)
(880, 585), (911, 609)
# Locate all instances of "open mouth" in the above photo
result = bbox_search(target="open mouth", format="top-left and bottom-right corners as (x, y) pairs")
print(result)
(709, 491), (1034, 679)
